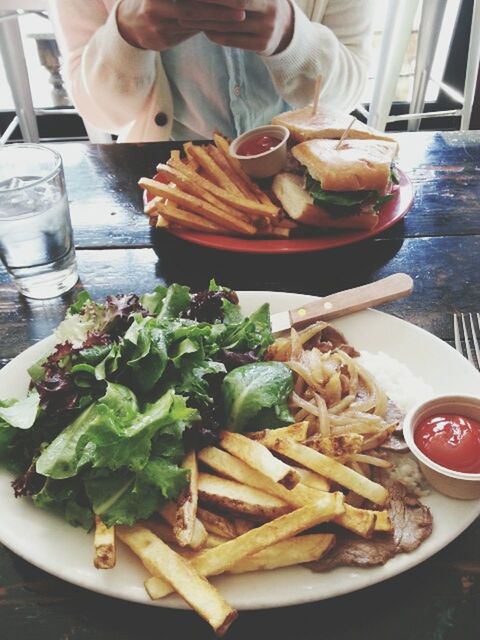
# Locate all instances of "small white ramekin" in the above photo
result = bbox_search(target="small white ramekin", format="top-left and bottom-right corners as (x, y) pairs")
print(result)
(403, 395), (480, 499)
(229, 125), (289, 178)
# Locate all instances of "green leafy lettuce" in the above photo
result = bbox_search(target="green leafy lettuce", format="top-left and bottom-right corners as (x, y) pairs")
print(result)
(33, 383), (196, 527)
(305, 172), (394, 216)
(222, 362), (294, 432)
(0, 283), (291, 530)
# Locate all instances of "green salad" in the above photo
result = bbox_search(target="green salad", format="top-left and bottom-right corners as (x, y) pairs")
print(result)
(0, 282), (294, 530)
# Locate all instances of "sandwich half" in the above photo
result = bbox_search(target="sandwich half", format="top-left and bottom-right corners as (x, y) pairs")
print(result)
(272, 138), (399, 231)
(272, 106), (396, 145)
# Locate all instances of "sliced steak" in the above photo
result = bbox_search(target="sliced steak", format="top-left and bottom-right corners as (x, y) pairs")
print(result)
(308, 478), (432, 572)
(381, 399), (409, 453)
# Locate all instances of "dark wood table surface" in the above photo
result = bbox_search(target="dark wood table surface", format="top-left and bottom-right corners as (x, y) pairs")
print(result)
(1, 131), (479, 639)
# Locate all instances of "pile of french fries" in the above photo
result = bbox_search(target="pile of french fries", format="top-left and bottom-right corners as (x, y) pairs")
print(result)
(140, 133), (297, 238)
(93, 422), (393, 635)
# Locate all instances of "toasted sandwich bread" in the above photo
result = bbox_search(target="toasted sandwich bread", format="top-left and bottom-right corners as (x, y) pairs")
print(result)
(292, 138), (398, 192)
(272, 106), (396, 145)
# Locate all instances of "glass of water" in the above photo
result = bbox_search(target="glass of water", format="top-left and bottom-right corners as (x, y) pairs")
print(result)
(0, 144), (78, 299)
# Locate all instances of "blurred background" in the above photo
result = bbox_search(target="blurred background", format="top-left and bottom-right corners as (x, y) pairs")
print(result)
(0, 0), (478, 143)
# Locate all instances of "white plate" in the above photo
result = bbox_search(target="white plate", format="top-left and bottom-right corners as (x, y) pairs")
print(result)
(1, 291), (480, 611)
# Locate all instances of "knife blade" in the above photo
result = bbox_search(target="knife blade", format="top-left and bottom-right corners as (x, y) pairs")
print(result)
(270, 273), (413, 335)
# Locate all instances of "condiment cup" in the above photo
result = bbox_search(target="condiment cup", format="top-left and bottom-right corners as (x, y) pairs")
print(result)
(229, 125), (289, 178)
(403, 395), (480, 500)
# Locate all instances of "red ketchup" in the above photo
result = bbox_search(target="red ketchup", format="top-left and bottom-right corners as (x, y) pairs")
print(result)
(414, 414), (480, 473)
(237, 134), (282, 157)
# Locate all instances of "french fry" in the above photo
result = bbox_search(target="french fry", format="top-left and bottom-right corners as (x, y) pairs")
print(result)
(335, 504), (376, 538)
(140, 178), (256, 234)
(184, 142), (244, 196)
(197, 507), (238, 540)
(155, 213), (169, 229)
(156, 201), (226, 233)
(197, 449), (376, 538)
(227, 533), (335, 574)
(93, 516), (116, 569)
(168, 155), (279, 218)
(174, 451), (198, 547)
(207, 144), (253, 199)
(155, 163), (251, 222)
(249, 421), (310, 443)
(265, 438), (389, 506)
(292, 467), (330, 492)
(117, 525), (237, 636)
(213, 132), (275, 206)
(372, 510), (393, 533)
(144, 198), (159, 217)
(198, 446), (324, 508)
(220, 431), (300, 489)
(197, 472), (291, 520)
(264, 227), (291, 238)
(205, 533), (230, 548)
(160, 502), (208, 550)
(145, 492), (344, 599)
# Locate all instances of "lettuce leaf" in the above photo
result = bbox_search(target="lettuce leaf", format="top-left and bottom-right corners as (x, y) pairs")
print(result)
(305, 173), (393, 215)
(33, 477), (94, 529)
(35, 385), (197, 480)
(222, 362), (294, 432)
(220, 303), (273, 355)
(84, 458), (188, 527)
(0, 392), (40, 430)
(140, 284), (191, 317)
(2, 284), (280, 530)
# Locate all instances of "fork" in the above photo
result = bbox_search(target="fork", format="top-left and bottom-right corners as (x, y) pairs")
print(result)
(454, 312), (480, 368)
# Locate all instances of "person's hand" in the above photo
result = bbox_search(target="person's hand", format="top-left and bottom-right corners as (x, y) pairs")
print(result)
(117, 0), (247, 51)
(178, 0), (294, 56)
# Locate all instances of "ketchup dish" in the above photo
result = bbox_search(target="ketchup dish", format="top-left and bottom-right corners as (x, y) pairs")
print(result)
(403, 395), (480, 499)
(230, 125), (289, 178)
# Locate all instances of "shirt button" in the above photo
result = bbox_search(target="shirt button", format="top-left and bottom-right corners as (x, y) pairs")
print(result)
(233, 85), (241, 97)
(155, 112), (168, 126)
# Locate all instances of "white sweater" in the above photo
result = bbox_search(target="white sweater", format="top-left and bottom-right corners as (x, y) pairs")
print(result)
(48, 0), (375, 142)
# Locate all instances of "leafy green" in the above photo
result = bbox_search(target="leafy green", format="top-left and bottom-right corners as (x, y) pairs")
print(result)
(68, 291), (91, 315)
(0, 392), (40, 430)
(306, 173), (377, 208)
(305, 173), (394, 215)
(221, 303), (273, 355)
(123, 316), (169, 393)
(84, 458), (188, 527)
(0, 283), (287, 531)
(35, 384), (196, 481)
(33, 477), (94, 530)
(140, 284), (191, 317)
(32, 385), (196, 527)
(222, 362), (294, 432)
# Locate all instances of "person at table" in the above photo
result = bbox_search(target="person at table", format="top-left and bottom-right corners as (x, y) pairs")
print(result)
(49, 0), (375, 143)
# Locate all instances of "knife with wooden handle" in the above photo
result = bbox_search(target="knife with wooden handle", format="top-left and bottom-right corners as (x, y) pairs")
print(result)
(270, 273), (413, 335)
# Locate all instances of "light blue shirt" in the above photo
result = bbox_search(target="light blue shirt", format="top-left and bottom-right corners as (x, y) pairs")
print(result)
(161, 34), (290, 141)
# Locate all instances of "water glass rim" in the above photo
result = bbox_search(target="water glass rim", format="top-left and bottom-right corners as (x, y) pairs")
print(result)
(0, 144), (63, 193)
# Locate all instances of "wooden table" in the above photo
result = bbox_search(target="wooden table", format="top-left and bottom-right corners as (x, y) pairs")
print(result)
(1, 131), (479, 639)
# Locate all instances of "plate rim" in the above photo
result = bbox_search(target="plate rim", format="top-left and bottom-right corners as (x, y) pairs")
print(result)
(0, 291), (479, 611)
